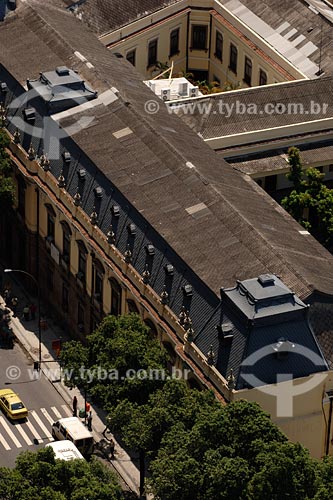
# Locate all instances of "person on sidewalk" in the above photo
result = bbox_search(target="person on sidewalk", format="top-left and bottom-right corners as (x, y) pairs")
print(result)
(11, 297), (18, 317)
(87, 411), (93, 432)
(23, 305), (30, 321)
(102, 416), (112, 436)
(72, 395), (78, 417)
(109, 438), (115, 459)
(30, 303), (37, 320)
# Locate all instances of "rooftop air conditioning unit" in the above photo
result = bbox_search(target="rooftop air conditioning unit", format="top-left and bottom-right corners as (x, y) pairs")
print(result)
(179, 82), (188, 96)
(190, 86), (199, 98)
(161, 88), (171, 101)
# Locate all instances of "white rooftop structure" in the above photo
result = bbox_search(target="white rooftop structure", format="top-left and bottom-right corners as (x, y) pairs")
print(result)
(144, 77), (202, 102)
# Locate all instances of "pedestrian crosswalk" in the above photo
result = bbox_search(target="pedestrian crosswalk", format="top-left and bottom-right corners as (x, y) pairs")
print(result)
(0, 404), (72, 451)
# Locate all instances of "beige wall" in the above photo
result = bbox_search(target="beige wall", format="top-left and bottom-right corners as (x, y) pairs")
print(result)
(233, 371), (333, 459)
(102, 2), (299, 86)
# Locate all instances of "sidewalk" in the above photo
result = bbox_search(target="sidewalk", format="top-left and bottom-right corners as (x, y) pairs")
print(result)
(0, 273), (143, 497)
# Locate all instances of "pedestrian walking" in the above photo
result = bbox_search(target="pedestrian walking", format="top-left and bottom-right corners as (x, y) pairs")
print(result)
(3, 288), (11, 307)
(23, 305), (30, 321)
(72, 395), (78, 417)
(30, 303), (37, 320)
(87, 411), (92, 431)
(85, 401), (91, 415)
(11, 297), (18, 317)
(102, 416), (112, 436)
(109, 438), (115, 459)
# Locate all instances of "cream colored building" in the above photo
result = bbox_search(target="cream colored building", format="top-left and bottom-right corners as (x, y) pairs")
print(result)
(1, 0), (333, 460)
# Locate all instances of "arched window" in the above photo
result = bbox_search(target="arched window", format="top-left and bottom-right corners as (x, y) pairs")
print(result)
(45, 203), (56, 241)
(162, 341), (177, 373)
(60, 221), (72, 265)
(109, 278), (122, 316)
(92, 258), (104, 304)
(144, 318), (158, 338)
(76, 240), (87, 283)
(127, 299), (139, 314)
(188, 377), (202, 391)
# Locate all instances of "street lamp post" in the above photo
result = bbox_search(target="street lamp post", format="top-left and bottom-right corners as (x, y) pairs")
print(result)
(4, 269), (41, 370)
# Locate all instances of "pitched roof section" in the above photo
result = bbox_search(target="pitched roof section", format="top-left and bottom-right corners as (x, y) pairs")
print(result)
(66, 0), (182, 36)
(171, 78), (333, 141)
(225, 0), (333, 77)
(224, 134), (333, 175)
(1, 0), (333, 307)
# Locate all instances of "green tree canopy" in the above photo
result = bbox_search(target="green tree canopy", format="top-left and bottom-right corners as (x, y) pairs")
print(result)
(60, 313), (169, 406)
(0, 447), (122, 500)
(0, 129), (15, 209)
(282, 148), (333, 249)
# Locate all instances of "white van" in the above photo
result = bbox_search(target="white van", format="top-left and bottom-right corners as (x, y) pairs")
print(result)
(46, 440), (85, 461)
(51, 417), (94, 456)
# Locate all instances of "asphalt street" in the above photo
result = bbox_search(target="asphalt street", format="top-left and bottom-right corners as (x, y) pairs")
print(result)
(0, 340), (71, 468)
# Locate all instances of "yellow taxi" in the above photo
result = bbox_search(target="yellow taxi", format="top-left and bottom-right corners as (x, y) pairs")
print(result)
(0, 389), (28, 420)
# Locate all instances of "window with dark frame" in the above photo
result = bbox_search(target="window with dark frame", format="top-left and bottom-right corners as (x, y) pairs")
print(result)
(93, 265), (103, 303)
(62, 283), (69, 312)
(192, 25), (207, 50)
(229, 43), (238, 73)
(126, 50), (136, 66)
(110, 278), (122, 316)
(259, 69), (267, 86)
(17, 178), (26, 219)
(62, 226), (71, 264)
(244, 56), (252, 85)
(78, 302), (85, 329)
(169, 28), (180, 56)
(47, 212), (55, 241)
(148, 39), (158, 67)
(78, 250), (86, 280)
(215, 31), (223, 61)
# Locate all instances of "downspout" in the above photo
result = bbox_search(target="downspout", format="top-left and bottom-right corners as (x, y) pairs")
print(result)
(35, 187), (40, 287)
(325, 392), (333, 455)
(208, 12), (212, 80)
(186, 10), (190, 73)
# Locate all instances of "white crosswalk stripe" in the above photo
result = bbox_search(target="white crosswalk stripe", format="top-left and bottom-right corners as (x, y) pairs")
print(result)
(25, 418), (42, 443)
(30, 410), (53, 441)
(16, 423), (33, 446)
(0, 405), (71, 450)
(41, 408), (55, 426)
(61, 405), (72, 417)
(0, 431), (11, 450)
(0, 416), (22, 448)
(51, 406), (62, 419)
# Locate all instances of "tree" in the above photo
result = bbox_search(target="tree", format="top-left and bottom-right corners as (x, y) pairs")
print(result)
(0, 130), (15, 210)
(0, 447), (122, 500)
(60, 314), (169, 407)
(146, 399), (318, 500)
(282, 148), (333, 249)
(286, 146), (304, 193)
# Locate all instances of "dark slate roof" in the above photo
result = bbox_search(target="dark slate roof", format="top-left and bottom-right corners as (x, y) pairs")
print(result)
(27, 67), (97, 113)
(230, 0), (333, 77)
(2, 0), (333, 301)
(66, 0), (182, 36)
(1, 0), (333, 385)
(224, 135), (333, 175)
(171, 77), (333, 140)
(194, 275), (328, 389)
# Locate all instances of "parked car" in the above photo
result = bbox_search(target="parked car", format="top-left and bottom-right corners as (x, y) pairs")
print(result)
(0, 389), (28, 420)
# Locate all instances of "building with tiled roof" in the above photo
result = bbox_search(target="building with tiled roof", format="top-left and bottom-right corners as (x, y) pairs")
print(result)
(1, 0), (333, 458)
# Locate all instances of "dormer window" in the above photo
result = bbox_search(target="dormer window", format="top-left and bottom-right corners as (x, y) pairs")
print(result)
(111, 205), (120, 217)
